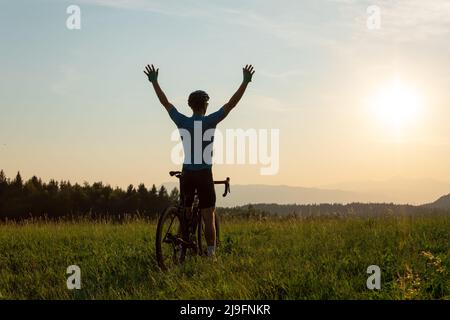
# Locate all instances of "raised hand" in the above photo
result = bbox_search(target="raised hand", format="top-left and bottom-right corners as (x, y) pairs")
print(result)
(243, 64), (255, 83)
(144, 64), (159, 83)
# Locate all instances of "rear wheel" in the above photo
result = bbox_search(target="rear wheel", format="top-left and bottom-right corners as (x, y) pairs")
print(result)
(155, 206), (185, 271)
(197, 211), (220, 256)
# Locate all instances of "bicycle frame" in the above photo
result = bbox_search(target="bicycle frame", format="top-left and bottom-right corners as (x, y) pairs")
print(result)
(169, 170), (229, 242)
(155, 170), (230, 269)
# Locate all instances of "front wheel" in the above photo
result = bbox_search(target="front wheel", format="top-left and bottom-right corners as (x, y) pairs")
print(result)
(197, 211), (220, 256)
(155, 206), (185, 271)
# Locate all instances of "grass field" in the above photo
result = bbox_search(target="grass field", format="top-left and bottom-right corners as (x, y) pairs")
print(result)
(0, 214), (449, 299)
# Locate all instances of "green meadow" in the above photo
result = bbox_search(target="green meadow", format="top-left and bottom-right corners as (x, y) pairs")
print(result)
(0, 214), (449, 300)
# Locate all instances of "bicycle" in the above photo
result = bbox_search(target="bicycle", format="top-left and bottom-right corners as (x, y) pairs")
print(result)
(155, 170), (230, 271)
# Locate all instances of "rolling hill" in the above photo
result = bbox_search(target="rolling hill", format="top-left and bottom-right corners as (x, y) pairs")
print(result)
(162, 177), (450, 207)
(161, 182), (382, 207)
(424, 193), (450, 210)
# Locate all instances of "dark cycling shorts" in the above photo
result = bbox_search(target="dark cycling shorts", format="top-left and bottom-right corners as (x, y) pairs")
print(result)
(180, 168), (216, 209)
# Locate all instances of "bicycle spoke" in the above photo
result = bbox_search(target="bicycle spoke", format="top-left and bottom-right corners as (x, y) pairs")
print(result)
(163, 215), (177, 241)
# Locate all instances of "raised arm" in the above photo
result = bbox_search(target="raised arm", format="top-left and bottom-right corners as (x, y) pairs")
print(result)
(143, 64), (173, 112)
(223, 64), (255, 116)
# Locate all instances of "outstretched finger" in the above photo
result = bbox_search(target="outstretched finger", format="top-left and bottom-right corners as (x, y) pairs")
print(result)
(146, 65), (151, 73)
(143, 70), (149, 76)
(151, 64), (155, 71)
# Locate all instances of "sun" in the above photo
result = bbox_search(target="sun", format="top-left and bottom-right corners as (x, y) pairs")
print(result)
(370, 78), (423, 132)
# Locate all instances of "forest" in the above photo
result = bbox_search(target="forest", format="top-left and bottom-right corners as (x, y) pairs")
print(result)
(0, 170), (177, 220)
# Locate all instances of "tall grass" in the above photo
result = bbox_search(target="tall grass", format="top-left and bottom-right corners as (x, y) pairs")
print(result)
(0, 214), (448, 299)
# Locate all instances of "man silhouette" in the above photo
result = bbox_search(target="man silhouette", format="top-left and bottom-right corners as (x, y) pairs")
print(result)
(144, 64), (255, 257)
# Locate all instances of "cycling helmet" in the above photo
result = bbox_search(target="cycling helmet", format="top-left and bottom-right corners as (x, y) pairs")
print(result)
(188, 90), (209, 110)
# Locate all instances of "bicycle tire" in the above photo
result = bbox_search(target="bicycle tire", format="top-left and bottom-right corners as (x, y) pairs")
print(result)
(155, 206), (185, 271)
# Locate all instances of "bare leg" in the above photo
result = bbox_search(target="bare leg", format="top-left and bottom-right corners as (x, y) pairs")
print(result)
(201, 206), (216, 250)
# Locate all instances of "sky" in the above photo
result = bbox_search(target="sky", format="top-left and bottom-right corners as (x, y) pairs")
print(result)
(1, 0), (450, 191)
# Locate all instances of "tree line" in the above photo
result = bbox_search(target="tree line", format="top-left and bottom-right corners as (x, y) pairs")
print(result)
(2, 170), (447, 221)
(0, 170), (179, 220)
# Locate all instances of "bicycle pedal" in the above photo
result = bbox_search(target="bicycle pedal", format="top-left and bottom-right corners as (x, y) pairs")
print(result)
(164, 234), (184, 246)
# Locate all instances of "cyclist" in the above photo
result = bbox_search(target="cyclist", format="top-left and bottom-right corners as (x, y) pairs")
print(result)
(144, 64), (255, 257)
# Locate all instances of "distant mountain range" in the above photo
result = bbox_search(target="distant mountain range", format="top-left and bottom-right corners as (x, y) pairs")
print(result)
(161, 182), (374, 207)
(161, 177), (450, 207)
(319, 177), (450, 205)
(424, 194), (450, 210)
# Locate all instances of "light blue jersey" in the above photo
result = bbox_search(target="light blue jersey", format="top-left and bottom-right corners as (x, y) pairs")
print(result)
(169, 106), (226, 171)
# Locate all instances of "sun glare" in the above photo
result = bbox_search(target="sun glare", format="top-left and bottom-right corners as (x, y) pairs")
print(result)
(370, 78), (424, 133)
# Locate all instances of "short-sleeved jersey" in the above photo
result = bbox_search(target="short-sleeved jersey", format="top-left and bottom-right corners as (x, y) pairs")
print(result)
(169, 106), (226, 171)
